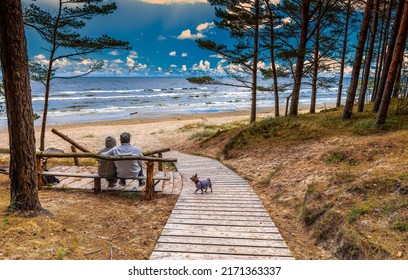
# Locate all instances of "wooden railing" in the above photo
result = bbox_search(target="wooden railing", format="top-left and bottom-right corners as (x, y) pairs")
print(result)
(0, 147), (177, 200)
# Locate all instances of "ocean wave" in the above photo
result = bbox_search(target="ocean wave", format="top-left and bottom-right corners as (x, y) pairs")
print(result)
(32, 92), (180, 101)
(52, 89), (145, 95)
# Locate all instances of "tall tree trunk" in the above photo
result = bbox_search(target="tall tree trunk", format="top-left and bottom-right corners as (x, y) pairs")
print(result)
(310, 5), (321, 114)
(39, 0), (63, 151)
(336, 0), (351, 108)
(0, 0), (42, 211)
(376, 0), (408, 125)
(357, 0), (380, 112)
(373, 0), (405, 112)
(392, 61), (403, 97)
(290, 0), (310, 116)
(371, 1), (387, 102)
(250, 0), (260, 123)
(266, 0), (280, 117)
(342, 0), (374, 119)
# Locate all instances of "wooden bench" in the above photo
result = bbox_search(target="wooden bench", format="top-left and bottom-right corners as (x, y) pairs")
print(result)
(40, 170), (171, 193)
(1, 146), (177, 200)
(36, 150), (177, 200)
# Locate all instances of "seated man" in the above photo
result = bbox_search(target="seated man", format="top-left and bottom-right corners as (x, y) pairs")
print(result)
(101, 132), (144, 186)
(98, 136), (117, 188)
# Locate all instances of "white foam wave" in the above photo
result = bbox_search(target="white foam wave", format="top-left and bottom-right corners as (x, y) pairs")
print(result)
(32, 92), (180, 101)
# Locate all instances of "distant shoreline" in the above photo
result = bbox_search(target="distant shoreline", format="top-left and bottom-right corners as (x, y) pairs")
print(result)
(0, 102), (336, 134)
(0, 102), (335, 154)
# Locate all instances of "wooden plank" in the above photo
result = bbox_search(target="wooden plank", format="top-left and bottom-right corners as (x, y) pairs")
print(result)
(170, 214), (272, 221)
(171, 209), (270, 217)
(167, 218), (275, 227)
(150, 252), (294, 260)
(154, 243), (292, 257)
(175, 203), (264, 209)
(174, 204), (265, 212)
(180, 194), (259, 198)
(157, 236), (288, 248)
(160, 228), (283, 240)
(176, 200), (263, 206)
(164, 224), (279, 233)
(177, 199), (261, 203)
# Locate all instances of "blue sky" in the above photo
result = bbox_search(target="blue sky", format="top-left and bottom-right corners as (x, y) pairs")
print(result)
(24, 0), (232, 77)
(24, 0), (354, 78)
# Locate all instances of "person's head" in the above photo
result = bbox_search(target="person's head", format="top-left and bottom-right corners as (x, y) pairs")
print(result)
(105, 136), (117, 148)
(120, 132), (131, 144)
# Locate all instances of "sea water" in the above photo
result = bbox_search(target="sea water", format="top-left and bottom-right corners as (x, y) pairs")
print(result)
(0, 76), (349, 129)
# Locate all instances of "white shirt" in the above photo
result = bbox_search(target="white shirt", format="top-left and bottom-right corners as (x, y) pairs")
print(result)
(102, 143), (143, 178)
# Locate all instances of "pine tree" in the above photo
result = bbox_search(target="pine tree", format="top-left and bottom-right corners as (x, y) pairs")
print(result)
(376, 0), (408, 125)
(24, 0), (130, 151)
(188, 0), (262, 123)
(357, 0), (380, 112)
(373, 0), (405, 112)
(276, 0), (338, 116)
(342, 0), (374, 119)
(260, 0), (284, 117)
(0, 0), (43, 212)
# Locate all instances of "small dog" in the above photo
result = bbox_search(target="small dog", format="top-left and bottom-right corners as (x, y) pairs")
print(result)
(190, 173), (213, 194)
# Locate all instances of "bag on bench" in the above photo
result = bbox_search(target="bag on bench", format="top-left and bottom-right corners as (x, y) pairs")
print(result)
(42, 168), (60, 185)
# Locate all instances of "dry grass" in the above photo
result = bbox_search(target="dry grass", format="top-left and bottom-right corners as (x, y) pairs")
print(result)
(0, 178), (177, 260)
(1, 102), (408, 260)
(185, 103), (408, 259)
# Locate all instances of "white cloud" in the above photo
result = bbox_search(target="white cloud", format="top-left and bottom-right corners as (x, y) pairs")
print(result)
(137, 64), (147, 70)
(192, 60), (210, 71)
(109, 50), (119, 56)
(275, 17), (292, 29)
(257, 61), (266, 69)
(54, 58), (71, 68)
(177, 22), (214, 40)
(196, 22), (214, 32)
(32, 52), (131, 77)
(169, 51), (177, 56)
(181, 53), (188, 57)
(157, 35), (167, 41)
(170, 64), (178, 68)
(128, 51), (138, 59)
(33, 53), (49, 65)
(127, 57), (135, 68)
(177, 29), (205, 40)
(81, 58), (93, 65)
(181, 65), (187, 72)
(210, 54), (225, 59)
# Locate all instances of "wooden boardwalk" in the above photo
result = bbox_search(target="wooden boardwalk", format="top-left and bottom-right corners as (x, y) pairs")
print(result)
(150, 151), (293, 260)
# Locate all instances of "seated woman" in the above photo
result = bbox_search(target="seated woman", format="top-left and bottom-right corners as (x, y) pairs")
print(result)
(98, 136), (117, 187)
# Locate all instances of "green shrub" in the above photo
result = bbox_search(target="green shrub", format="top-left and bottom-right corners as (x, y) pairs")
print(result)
(188, 130), (217, 140)
(321, 151), (347, 164)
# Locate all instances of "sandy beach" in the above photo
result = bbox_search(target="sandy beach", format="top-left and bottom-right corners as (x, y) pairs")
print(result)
(0, 105), (320, 154)
(0, 109), (267, 153)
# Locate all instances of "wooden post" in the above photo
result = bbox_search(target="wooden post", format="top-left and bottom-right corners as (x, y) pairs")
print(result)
(94, 178), (101, 193)
(158, 152), (163, 171)
(71, 146), (80, 166)
(51, 128), (90, 152)
(36, 156), (43, 189)
(145, 161), (154, 200)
